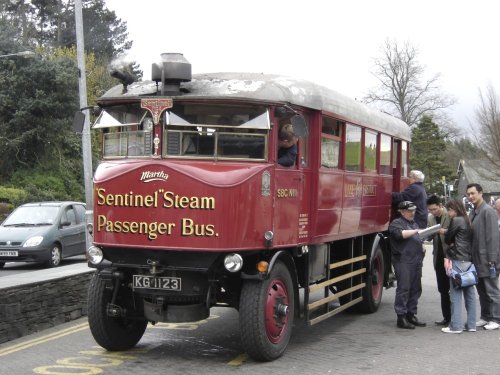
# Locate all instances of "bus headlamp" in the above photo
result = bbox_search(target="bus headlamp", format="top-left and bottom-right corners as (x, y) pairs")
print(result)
(86, 245), (104, 265)
(224, 253), (243, 272)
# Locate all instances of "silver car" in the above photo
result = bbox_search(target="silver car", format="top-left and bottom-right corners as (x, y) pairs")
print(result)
(0, 201), (86, 268)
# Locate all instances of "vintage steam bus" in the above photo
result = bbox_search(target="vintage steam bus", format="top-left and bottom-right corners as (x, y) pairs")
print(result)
(85, 53), (411, 361)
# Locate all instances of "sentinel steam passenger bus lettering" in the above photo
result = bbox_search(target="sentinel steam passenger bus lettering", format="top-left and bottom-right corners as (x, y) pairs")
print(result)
(84, 53), (411, 361)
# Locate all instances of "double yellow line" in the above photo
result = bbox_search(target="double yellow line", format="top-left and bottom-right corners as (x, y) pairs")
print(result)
(0, 322), (89, 357)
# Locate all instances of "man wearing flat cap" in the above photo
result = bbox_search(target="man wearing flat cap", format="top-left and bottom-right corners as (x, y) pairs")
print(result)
(389, 200), (426, 329)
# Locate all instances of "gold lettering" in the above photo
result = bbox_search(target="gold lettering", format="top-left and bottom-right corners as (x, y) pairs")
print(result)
(181, 218), (194, 236)
(95, 215), (176, 240)
(163, 191), (215, 210)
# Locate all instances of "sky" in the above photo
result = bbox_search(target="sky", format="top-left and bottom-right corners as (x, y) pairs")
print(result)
(103, 0), (500, 132)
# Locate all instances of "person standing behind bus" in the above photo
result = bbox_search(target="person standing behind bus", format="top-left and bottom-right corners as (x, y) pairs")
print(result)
(277, 123), (298, 167)
(427, 195), (451, 326)
(466, 183), (500, 330)
(392, 170), (428, 229)
(441, 198), (476, 333)
(389, 200), (426, 329)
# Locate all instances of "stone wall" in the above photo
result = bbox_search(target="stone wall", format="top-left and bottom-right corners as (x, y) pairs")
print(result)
(0, 272), (94, 344)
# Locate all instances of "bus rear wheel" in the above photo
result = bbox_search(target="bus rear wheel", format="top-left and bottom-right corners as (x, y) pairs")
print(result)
(358, 245), (385, 313)
(87, 272), (147, 351)
(239, 260), (295, 361)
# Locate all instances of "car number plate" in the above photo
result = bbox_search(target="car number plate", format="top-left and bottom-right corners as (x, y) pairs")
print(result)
(132, 275), (181, 291)
(0, 250), (18, 257)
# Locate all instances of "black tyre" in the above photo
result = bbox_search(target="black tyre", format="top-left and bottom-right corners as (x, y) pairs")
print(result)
(0, 262), (5, 269)
(239, 260), (295, 361)
(87, 272), (147, 351)
(46, 244), (62, 267)
(358, 245), (385, 313)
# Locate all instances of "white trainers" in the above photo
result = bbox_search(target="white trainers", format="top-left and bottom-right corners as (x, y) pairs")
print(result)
(484, 321), (500, 330)
(476, 319), (488, 327)
(441, 327), (462, 334)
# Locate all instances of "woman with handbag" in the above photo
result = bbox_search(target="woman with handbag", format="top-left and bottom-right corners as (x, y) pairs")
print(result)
(442, 198), (477, 334)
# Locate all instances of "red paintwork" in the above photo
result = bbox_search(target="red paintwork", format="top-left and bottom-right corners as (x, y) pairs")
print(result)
(93, 160), (273, 251)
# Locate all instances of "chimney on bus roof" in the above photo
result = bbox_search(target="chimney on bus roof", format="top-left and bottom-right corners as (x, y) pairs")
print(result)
(152, 53), (192, 95)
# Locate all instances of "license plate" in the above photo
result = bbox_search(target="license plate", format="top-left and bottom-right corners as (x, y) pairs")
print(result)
(132, 275), (181, 291)
(0, 250), (18, 257)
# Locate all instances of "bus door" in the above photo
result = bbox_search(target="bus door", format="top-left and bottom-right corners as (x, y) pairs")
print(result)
(274, 117), (311, 246)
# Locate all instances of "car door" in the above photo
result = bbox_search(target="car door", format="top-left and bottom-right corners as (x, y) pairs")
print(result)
(58, 205), (82, 257)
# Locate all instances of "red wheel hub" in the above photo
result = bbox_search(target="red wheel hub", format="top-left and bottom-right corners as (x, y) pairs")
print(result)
(264, 278), (289, 344)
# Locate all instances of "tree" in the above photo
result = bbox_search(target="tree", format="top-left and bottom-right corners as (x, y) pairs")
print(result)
(444, 137), (485, 170)
(411, 115), (453, 196)
(0, 0), (132, 60)
(474, 84), (500, 172)
(364, 40), (456, 128)
(0, 50), (80, 175)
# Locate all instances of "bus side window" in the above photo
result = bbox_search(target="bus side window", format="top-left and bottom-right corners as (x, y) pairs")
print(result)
(345, 124), (361, 172)
(321, 117), (342, 169)
(380, 134), (392, 175)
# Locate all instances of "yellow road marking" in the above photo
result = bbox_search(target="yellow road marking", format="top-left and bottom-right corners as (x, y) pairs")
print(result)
(0, 322), (89, 357)
(227, 353), (247, 366)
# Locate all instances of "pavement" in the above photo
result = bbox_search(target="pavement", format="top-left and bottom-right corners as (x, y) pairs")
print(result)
(0, 262), (93, 289)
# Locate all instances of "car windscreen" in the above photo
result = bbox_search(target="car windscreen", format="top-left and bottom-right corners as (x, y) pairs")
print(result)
(3, 206), (59, 226)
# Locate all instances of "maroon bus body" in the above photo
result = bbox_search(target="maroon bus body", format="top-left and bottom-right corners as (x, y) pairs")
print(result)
(86, 54), (411, 361)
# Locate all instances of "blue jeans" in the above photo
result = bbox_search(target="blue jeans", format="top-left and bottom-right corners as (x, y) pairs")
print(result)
(449, 260), (477, 331)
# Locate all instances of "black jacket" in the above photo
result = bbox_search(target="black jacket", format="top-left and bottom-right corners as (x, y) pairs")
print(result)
(392, 182), (428, 229)
(444, 216), (472, 261)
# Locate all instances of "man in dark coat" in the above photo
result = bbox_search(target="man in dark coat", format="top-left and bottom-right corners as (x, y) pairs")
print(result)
(427, 195), (452, 326)
(392, 170), (428, 229)
(389, 200), (426, 329)
(467, 183), (500, 330)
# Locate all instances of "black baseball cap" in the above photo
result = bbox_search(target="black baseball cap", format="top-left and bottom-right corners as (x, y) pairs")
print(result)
(398, 201), (417, 211)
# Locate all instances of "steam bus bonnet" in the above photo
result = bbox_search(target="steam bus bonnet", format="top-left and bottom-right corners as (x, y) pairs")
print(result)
(152, 53), (192, 95)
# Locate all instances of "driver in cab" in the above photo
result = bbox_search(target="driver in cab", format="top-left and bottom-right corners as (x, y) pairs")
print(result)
(278, 123), (298, 167)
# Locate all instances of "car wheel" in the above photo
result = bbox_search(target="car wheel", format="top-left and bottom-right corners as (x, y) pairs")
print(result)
(0, 262), (5, 269)
(46, 244), (62, 267)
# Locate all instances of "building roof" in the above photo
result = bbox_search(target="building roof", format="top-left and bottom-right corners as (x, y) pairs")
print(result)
(457, 159), (500, 194)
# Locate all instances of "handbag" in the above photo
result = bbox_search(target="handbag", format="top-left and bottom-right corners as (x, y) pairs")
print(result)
(451, 262), (478, 288)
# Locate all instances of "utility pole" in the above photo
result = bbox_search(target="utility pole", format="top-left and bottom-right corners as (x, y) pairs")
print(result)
(75, 0), (93, 249)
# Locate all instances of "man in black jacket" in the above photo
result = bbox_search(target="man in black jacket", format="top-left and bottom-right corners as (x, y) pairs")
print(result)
(389, 200), (427, 329)
(427, 195), (451, 326)
(392, 170), (428, 229)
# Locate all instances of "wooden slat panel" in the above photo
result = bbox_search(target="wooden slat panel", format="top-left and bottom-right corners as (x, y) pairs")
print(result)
(308, 297), (363, 325)
(329, 255), (366, 270)
(308, 283), (365, 311)
(309, 268), (366, 293)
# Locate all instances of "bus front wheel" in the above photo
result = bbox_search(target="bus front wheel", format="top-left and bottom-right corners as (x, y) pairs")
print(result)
(87, 272), (148, 351)
(239, 260), (295, 361)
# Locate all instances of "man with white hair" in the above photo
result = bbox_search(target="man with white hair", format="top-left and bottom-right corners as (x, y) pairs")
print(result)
(392, 170), (428, 229)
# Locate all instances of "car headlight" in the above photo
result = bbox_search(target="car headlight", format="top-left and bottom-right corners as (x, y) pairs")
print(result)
(23, 236), (43, 247)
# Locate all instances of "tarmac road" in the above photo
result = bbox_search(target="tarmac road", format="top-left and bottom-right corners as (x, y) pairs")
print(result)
(1, 245), (499, 375)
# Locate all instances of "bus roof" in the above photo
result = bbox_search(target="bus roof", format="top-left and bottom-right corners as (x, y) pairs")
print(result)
(100, 72), (411, 140)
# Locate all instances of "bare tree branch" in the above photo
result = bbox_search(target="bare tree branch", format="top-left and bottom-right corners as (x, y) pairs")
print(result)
(474, 84), (500, 174)
(363, 39), (456, 127)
